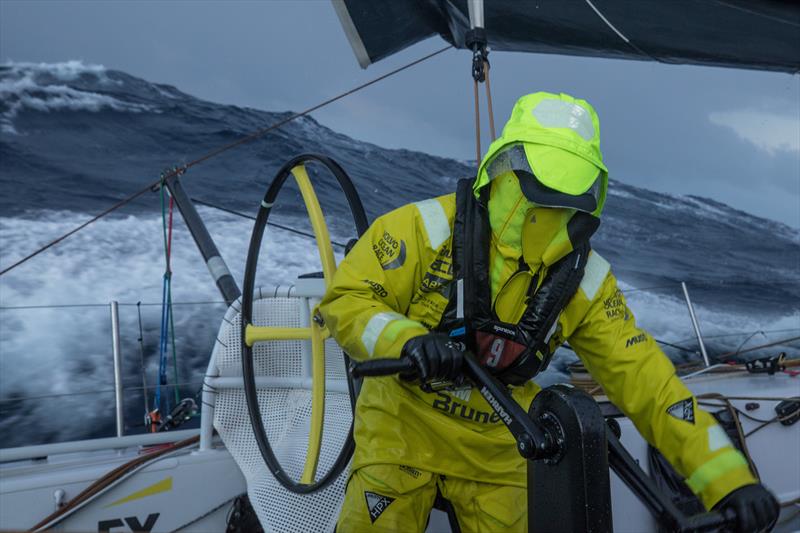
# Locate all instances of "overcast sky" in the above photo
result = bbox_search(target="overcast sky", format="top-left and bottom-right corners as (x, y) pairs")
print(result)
(2, 0), (798, 228)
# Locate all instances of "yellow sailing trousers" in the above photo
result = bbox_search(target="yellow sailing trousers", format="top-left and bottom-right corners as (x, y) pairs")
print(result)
(337, 464), (526, 532)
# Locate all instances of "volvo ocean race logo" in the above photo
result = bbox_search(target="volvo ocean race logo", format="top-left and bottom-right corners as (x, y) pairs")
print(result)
(374, 231), (406, 270)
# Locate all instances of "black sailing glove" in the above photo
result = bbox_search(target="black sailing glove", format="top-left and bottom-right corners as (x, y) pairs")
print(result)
(401, 333), (464, 382)
(713, 483), (779, 533)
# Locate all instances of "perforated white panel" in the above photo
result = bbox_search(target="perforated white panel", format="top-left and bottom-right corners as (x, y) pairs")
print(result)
(212, 296), (352, 533)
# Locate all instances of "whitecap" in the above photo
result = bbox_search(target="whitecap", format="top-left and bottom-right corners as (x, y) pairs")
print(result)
(0, 60), (152, 134)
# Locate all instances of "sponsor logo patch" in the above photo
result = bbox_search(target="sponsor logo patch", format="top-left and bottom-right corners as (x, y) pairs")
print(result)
(399, 465), (421, 478)
(364, 491), (395, 523)
(491, 324), (515, 337)
(666, 398), (695, 424)
(625, 332), (647, 348)
(604, 289), (625, 320)
(374, 231), (406, 270)
(480, 386), (513, 426)
(420, 271), (450, 294)
(432, 392), (501, 424)
(362, 279), (389, 298)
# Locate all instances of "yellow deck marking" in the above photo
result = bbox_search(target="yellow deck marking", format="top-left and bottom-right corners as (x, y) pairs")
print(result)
(105, 476), (173, 507)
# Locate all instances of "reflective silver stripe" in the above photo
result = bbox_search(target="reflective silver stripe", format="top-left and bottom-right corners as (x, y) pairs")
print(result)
(414, 199), (450, 250)
(261, 200), (274, 208)
(579, 252), (610, 301)
(206, 256), (232, 283)
(708, 425), (734, 452)
(544, 320), (559, 343)
(532, 98), (596, 141)
(451, 386), (472, 402)
(361, 311), (406, 358)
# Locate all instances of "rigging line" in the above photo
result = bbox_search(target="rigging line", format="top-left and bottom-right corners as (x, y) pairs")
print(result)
(673, 327), (800, 345)
(0, 45), (452, 278)
(161, 190), (181, 405)
(733, 329), (767, 356)
(714, 335), (800, 359)
(623, 284), (678, 293)
(655, 338), (695, 354)
(0, 303), (111, 310)
(711, 0), (800, 28)
(192, 197), (348, 248)
(169, 495), (238, 533)
(0, 300), (228, 310)
(473, 76), (482, 163)
(183, 45), (452, 171)
(483, 61), (496, 141)
(0, 381), (206, 404)
(0, 185), (153, 277)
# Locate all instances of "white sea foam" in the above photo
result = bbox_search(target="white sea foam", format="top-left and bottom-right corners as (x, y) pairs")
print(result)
(0, 209), (796, 443)
(0, 60), (151, 134)
(618, 280), (800, 354)
(0, 208), (331, 443)
(3, 60), (112, 81)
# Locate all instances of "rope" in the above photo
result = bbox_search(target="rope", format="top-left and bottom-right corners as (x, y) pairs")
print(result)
(164, 185), (181, 405)
(623, 284), (679, 293)
(473, 76), (482, 163)
(673, 327), (800, 346)
(155, 184), (176, 413)
(0, 188), (153, 277)
(696, 394), (800, 443)
(696, 393), (759, 478)
(733, 330), (766, 356)
(655, 338), (695, 354)
(715, 336), (800, 360)
(0, 45), (452, 277)
(31, 435), (200, 531)
(472, 60), (496, 164)
(168, 495), (238, 533)
(0, 381), (205, 404)
(484, 61), (496, 141)
(0, 301), (227, 310)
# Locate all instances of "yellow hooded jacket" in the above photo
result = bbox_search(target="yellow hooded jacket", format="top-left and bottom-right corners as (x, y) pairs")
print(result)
(319, 94), (755, 510)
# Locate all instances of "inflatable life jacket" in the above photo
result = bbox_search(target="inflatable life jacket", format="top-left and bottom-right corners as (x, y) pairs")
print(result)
(438, 178), (597, 385)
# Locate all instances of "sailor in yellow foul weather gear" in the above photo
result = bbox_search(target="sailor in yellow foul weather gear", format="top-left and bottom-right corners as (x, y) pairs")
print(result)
(319, 92), (777, 532)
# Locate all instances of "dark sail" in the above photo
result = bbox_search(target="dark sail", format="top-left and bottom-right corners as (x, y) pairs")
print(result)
(333, 0), (800, 73)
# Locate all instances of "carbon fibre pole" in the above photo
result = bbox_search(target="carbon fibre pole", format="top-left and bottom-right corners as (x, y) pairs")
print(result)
(163, 175), (241, 307)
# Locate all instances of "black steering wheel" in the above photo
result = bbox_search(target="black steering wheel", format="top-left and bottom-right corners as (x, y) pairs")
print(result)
(241, 154), (368, 493)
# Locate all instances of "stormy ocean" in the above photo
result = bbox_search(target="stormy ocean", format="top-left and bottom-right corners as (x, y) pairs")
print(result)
(1, 61), (798, 447)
